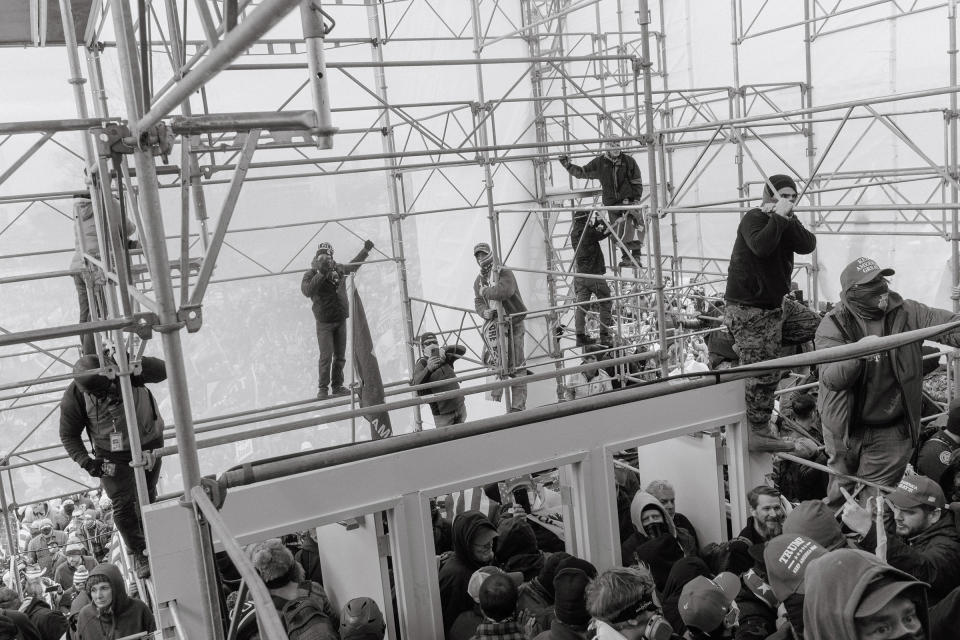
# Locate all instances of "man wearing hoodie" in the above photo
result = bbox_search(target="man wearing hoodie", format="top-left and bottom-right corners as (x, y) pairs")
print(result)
(569, 210), (613, 346)
(440, 510), (499, 635)
(473, 243), (528, 412)
(74, 564), (153, 640)
(620, 491), (683, 592)
(558, 141), (644, 268)
(842, 476), (960, 605)
(534, 566), (594, 640)
(803, 548), (929, 640)
(646, 480), (700, 554)
(60, 354), (166, 578)
(494, 517), (543, 581)
(724, 174), (817, 452)
(817, 257), (960, 505)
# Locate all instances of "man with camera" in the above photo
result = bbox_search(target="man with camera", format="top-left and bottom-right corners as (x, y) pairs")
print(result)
(570, 210), (614, 347)
(301, 239), (374, 399)
(411, 332), (467, 426)
(59, 354), (166, 578)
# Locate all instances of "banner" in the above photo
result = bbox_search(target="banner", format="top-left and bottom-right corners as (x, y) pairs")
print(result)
(352, 289), (392, 440)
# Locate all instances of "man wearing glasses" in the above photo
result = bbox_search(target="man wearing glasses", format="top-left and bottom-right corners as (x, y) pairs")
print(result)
(723, 174), (817, 452)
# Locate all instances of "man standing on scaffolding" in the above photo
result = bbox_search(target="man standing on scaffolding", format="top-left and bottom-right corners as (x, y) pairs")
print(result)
(724, 175), (817, 452)
(474, 242), (528, 412)
(59, 355), (166, 579)
(301, 239), (374, 399)
(558, 139), (644, 268)
(570, 210), (614, 347)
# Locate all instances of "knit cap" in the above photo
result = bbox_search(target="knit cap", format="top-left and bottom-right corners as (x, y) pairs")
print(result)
(553, 569), (591, 626)
(73, 566), (90, 586)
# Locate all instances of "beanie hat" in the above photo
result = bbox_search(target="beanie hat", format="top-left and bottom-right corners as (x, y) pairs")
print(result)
(65, 541), (84, 556)
(536, 552), (571, 601)
(946, 398), (960, 436)
(553, 568), (591, 626)
(340, 597), (386, 640)
(763, 174), (798, 198)
(38, 519), (53, 531)
(554, 555), (598, 580)
(419, 332), (438, 347)
(782, 500), (847, 551)
(85, 572), (110, 594)
(73, 356), (111, 395)
(73, 566), (90, 586)
(473, 242), (492, 257)
(250, 539), (295, 586)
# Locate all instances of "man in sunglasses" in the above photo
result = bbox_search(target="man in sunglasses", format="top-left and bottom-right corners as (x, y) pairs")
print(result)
(724, 174), (818, 453)
(818, 257), (960, 507)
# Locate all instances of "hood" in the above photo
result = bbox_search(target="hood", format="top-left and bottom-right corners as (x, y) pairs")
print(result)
(452, 510), (497, 570)
(662, 556), (712, 601)
(941, 454), (960, 500)
(74, 199), (95, 222)
(803, 549), (929, 640)
(910, 509), (960, 546)
(86, 563), (130, 614)
(495, 517), (538, 564)
(629, 491), (677, 539)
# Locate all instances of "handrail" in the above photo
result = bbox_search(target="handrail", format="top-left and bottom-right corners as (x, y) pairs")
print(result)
(191, 486), (287, 640)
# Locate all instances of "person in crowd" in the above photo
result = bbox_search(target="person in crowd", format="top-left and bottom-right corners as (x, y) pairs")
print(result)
(841, 475), (960, 605)
(60, 565), (90, 615)
(782, 499), (850, 551)
(60, 354), (166, 578)
(52, 538), (96, 590)
(723, 174), (817, 452)
(73, 564), (153, 640)
(558, 141), (644, 267)
(621, 492), (683, 592)
(646, 479), (700, 554)
(472, 572), (525, 640)
(775, 394), (830, 502)
(738, 486), (786, 546)
(818, 256), (960, 505)
(339, 597), (386, 640)
(412, 332), (468, 426)
(661, 558), (713, 635)
(76, 512), (110, 561)
(534, 564), (594, 640)
(439, 510), (499, 634)
(917, 397), (960, 484)
(294, 528), (324, 586)
(0, 591), (41, 640)
(473, 242), (528, 412)
(564, 345), (613, 401)
(451, 566), (523, 640)
(494, 517), (542, 581)
(2, 577), (67, 640)
(516, 552), (570, 636)
(97, 496), (113, 527)
(569, 210), (613, 346)
(584, 566), (672, 638)
(677, 573), (740, 640)
(763, 534), (827, 640)
(26, 520), (66, 575)
(52, 499), (76, 531)
(803, 548), (929, 640)
(301, 239), (374, 399)
(249, 538), (338, 639)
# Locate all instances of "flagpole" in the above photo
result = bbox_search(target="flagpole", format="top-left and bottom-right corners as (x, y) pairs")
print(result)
(348, 273), (357, 442)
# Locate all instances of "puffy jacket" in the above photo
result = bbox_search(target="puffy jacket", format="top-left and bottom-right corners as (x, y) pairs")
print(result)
(560, 153), (643, 206)
(74, 564), (154, 640)
(816, 294), (960, 447)
(474, 269), (527, 321)
(59, 357), (167, 465)
(724, 208), (816, 309)
(300, 246), (371, 323)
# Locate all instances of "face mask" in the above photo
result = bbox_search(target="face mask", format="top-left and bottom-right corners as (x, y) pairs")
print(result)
(63, 505), (74, 517)
(845, 278), (889, 320)
(477, 252), (494, 276)
(643, 521), (668, 538)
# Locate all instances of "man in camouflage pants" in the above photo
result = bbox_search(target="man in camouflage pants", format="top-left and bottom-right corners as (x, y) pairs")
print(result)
(724, 175), (818, 452)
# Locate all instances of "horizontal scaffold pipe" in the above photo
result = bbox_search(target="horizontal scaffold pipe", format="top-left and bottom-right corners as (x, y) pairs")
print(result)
(662, 204), (960, 213)
(168, 111), (337, 135)
(225, 54), (636, 71)
(0, 117), (115, 135)
(0, 317), (139, 348)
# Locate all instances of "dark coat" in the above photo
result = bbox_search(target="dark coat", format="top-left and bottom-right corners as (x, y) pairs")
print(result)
(724, 208), (815, 309)
(561, 153), (643, 206)
(533, 619), (588, 640)
(74, 564), (155, 640)
(0, 608), (41, 640)
(300, 246), (371, 323)
(438, 511), (498, 634)
(569, 214), (609, 276)
(20, 598), (67, 640)
(412, 345), (467, 416)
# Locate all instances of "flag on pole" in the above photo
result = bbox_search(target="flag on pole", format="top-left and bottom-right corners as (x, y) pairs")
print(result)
(351, 289), (392, 440)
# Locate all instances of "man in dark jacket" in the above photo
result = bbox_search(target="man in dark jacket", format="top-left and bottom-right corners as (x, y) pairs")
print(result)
(438, 510), (498, 635)
(301, 239), (374, 399)
(59, 355), (166, 578)
(74, 564), (154, 640)
(917, 398), (960, 485)
(534, 566), (593, 640)
(412, 332), (467, 426)
(473, 243), (528, 412)
(0, 584), (66, 640)
(842, 475), (960, 606)
(558, 141), (644, 267)
(817, 257), (960, 505)
(0, 607), (40, 640)
(724, 174), (817, 452)
(569, 210), (613, 346)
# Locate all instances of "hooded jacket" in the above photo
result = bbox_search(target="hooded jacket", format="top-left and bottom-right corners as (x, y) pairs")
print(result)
(661, 557), (712, 634)
(474, 268), (527, 321)
(803, 549), (929, 640)
(20, 597), (67, 640)
(724, 208), (816, 309)
(300, 246), (372, 324)
(560, 152), (643, 206)
(621, 492), (682, 590)
(438, 510), (497, 634)
(816, 293), (960, 447)
(0, 608), (41, 640)
(74, 564), (154, 640)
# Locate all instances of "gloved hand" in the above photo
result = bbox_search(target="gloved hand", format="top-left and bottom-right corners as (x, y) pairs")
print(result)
(364, 239), (374, 251)
(481, 309), (496, 320)
(82, 457), (104, 478)
(558, 154), (570, 167)
(772, 197), (794, 218)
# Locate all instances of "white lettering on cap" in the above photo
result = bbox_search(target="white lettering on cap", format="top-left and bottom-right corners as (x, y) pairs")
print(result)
(856, 258), (879, 273)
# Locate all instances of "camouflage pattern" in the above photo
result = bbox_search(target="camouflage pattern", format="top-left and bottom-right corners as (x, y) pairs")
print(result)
(723, 303), (784, 427)
(781, 296), (821, 346)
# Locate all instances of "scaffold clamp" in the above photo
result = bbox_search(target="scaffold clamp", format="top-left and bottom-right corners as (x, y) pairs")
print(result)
(93, 122), (175, 161)
(178, 305), (203, 333)
(128, 312), (160, 340)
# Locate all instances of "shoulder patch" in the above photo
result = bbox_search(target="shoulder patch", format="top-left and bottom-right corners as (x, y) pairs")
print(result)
(940, 450), (952, 465)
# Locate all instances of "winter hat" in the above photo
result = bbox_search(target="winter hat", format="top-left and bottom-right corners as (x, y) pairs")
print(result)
(65, 541), (84, 556)
(419, 332), (438, 347)
(679, 573), (740, 633)
(23, 565), (45, 581)
(62, 499), (75, 509)
(73, 355), (112, 395)
(763, 534), (827, 602)
(340, 597), (386, 640)
(494, 517), (538, 564)
(473, 242), (492, 257)
(553, 568), (592, 626)
(763, 174), (798, 198)
(73, 566), (90, 587)
(317, 242), (334, 257)
(466, 566), (522, 604)
(38, 519), (54, 531)
(946, 398), (960, 436)
(782, 500), (847, 551)
(85, 572), (110, 594)
(536, 552), (571, 600)
(249, 539), (295, 587)
(554, 556), (598, 580)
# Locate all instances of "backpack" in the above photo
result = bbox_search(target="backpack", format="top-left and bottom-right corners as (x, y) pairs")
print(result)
(274, 582), (338, 640)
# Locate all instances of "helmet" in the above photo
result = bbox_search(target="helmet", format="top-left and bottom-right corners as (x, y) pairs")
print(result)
(340, 597), (386, 640)
(73, 356), (111, 396)
(317, 242), (334, 257)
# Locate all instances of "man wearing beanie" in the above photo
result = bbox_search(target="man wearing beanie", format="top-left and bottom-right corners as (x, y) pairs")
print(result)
(53, 538), (96, 589)
(74, 564), (153, 640)
(412, 332), (467, 426)
(817, 257), (960, 505)
(763, 534), (827, 640)
(249, 538), (338, 639)
(473, 242), (529, 412)
(917, 397), (960, 483)
(782, 500), (851, 551)
(724, 173), (818, 452)
(517, 552), (571, 636)
(301, 238), (374, 400)
(534, 567), (592, 639)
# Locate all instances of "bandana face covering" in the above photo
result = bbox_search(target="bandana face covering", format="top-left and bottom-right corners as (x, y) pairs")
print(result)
(845, 278), (889, 320)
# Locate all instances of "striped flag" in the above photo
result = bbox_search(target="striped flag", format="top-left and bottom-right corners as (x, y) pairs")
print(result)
(352, 289), (392, 440)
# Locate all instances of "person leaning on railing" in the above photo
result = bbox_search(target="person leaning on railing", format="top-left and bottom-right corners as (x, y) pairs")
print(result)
(411, 332), (467, 426)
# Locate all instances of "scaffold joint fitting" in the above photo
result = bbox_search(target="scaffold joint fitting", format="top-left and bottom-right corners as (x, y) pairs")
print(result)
(945, 109), (960, 121)
(94, 122), (174, 161)
(178, 305), (203, 333)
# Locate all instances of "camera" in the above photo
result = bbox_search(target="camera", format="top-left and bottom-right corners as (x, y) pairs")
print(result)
(427, 344), (442, 359)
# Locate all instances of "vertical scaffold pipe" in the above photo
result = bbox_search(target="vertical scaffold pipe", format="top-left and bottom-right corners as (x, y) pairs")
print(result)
(637, 0), (669, 376)
(365, 0), (423, 431)
(949, 0), (959, 312)
(803, 0), (821, 308)
(729, 0), (746, 212)
(107, 1), (223, 638)
(0, 473), (23, 598)
(300, 0), (335, 150)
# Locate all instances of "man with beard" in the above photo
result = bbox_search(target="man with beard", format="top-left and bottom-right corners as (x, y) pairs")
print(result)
(817, 257), (960, 506)
(52, 539), (95, 589)
(738, 486), (786, 545)
(438, 510), (499, 635)
(841, 476), (960, 605)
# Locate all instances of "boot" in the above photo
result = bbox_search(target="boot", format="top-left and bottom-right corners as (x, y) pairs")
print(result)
(134, 551), (151, 579)
(330, 385), (351, 397)
(618, 253), (633, 269)
(317, 387), (329, 400)
(749, 424), (796, 453)
(575, 334), (595, 347)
